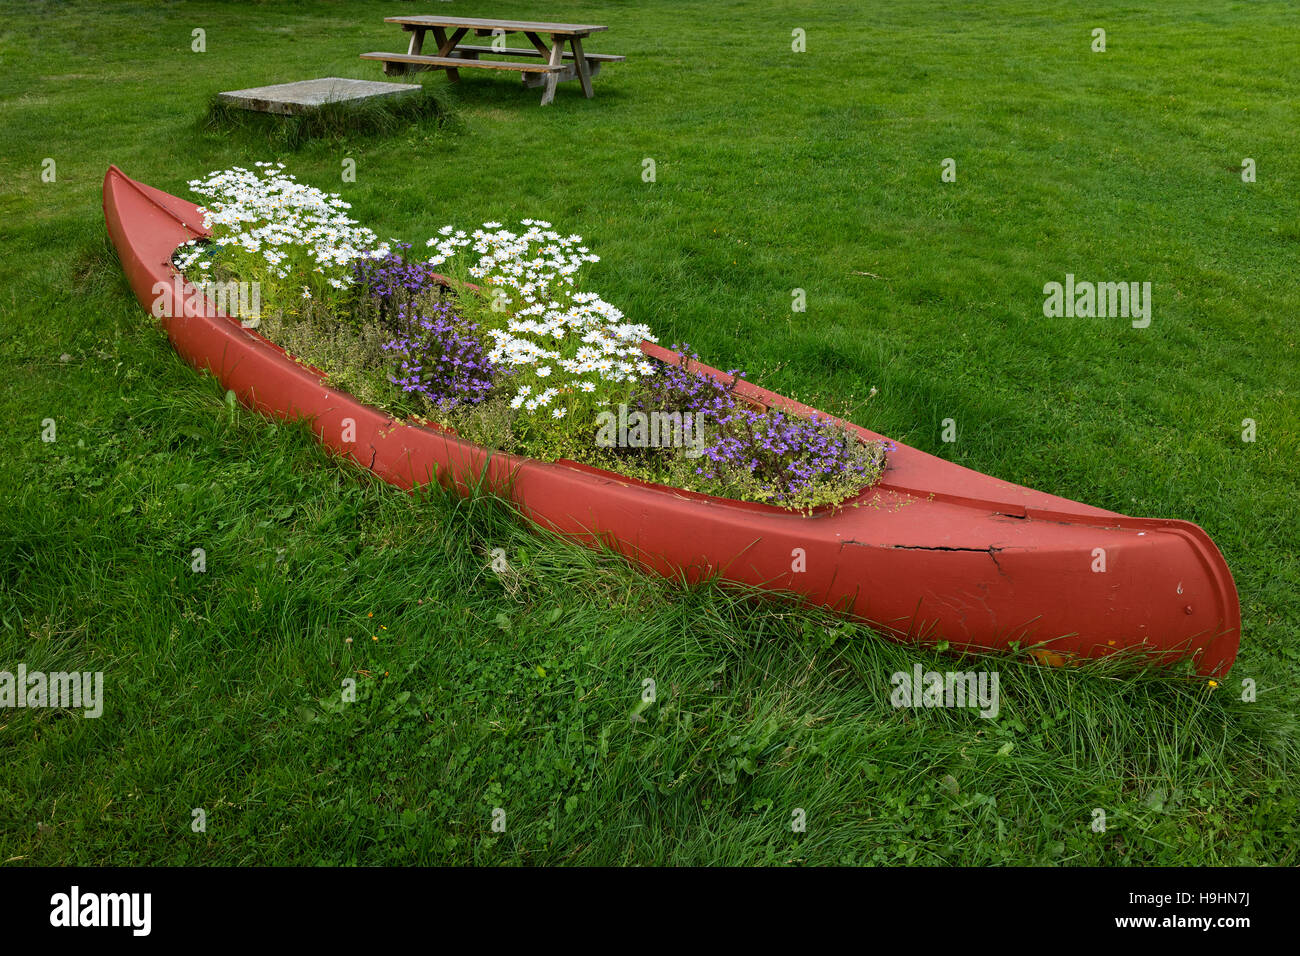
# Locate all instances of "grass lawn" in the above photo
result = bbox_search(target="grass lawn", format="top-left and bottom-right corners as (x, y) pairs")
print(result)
(1, 0), (1297, 865)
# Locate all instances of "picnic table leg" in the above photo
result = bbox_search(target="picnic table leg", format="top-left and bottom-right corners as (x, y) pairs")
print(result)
(432, 26), (463, 83)
(539, 34), (565, 105)
(570, 36), (594, 98)
(406, 27), (425, 56)
(520, 32), (550, 89)
(523, 31), (552, 58)
(384, 26), (425, 75)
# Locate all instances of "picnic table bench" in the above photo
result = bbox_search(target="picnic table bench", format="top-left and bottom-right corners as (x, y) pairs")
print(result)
(361, 15), (623, 105)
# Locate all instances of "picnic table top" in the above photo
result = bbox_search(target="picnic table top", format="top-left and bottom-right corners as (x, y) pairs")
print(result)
(385, 15), (609, 35)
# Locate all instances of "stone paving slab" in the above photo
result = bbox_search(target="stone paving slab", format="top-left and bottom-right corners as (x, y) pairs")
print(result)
(218, 77), (423, 115)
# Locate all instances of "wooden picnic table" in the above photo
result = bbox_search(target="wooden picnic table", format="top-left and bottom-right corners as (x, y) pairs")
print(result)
(361, 15), (623, 106)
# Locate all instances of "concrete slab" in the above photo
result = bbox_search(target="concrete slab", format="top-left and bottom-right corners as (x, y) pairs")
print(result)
(218, 77), (423, 116)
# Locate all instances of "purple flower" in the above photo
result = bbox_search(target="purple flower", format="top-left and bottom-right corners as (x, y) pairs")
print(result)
(621, 344), (883, 504)
(353, 246), (446, 326)
(382, 301), (497, 411)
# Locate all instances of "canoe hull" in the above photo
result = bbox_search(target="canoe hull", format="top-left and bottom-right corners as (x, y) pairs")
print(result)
(103, 166), (1241, 675)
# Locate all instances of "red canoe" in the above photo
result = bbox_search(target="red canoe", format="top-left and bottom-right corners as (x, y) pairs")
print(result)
(103, 166), (1241, 676)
